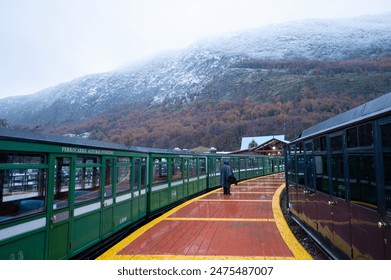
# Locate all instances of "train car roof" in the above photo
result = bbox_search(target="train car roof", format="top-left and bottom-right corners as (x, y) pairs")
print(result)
(299, 92), (391, 140)
(0, 127), (131, 151)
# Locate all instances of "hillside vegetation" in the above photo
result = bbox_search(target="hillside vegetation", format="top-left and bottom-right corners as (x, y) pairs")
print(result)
(49, 57), (391, 151)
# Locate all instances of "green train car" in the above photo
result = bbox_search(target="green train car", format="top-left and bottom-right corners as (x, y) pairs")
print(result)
(0, 128), (283, 259)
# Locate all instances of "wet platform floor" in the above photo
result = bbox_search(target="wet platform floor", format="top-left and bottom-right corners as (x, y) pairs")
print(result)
(97, 173), (312, 260)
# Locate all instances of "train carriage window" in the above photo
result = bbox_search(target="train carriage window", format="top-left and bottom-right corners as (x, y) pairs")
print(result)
(199, 158), (206, 176)
(330, 135), (346, 199)
(358, 123), (373, 147)
(104, 158), (114, 197)
(316, 155), (330, 194)
(186, 158), (197, 177)
(314, 136), (327, 152)
(240, 158), (246, 170)
(134, 158), (147, 192)
(116, 157), (131, 194)
(171, 158), (183, 181)
(348, 155), (377, 209)
(229, 158), (237, 172)
(347, 122), (373, 148)
(75, 156), (101, 203)
(153, 158), (168, 183)
(215, 158), (222, 174)
(381, 123), (391, 149)
(54, 157), (70, 209)
(330, 135), (343, 152)
(347, 127), (358, 148)
(297, 155), (305, 186)
(0, 162), (47, 222)
(0, 153), (46, 164)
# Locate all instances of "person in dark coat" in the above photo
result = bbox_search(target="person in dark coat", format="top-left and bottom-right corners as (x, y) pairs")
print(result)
(220, 159), (235, 195)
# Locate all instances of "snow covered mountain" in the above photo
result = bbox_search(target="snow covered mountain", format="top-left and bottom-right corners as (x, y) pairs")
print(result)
(1, 14), (390, 127)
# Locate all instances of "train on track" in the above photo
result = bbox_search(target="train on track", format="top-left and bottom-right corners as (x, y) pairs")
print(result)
(285, 92), (391, 259)
(0, 128), (283, 259)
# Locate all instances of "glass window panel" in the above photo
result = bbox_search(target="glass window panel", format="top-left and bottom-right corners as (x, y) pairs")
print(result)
(75, 166), (101, 203)
(358, 123), (373, 147)
(199, 158), (206, 175)
(286, 155), (295, 183)
(316, 155), (329, 194)
(320, 136), (327, 151)
(347, 127), (358, 148)
(381, 123), (391, 149)
(76, 156), (101, 164)
(0, 153), (46, 164)
(297, 156), (305, 185)
(331, 135), (343, 152)
(305, 141), (313, 154)
(53, 158), (70, 210)
(116, 166), (131, 194)
(187, 159), (197, 177)
(0, 168), (47, 222)
(104, 159), (114, 197)
(331, 154), (346, 199)
(140, 158), (147, 190)
(240, 159), (246, 169)
(215, 159), (222, 174)
(349, 155), (377, 209)
(134, 159), (140, 191)
(153, 158), (168, 183)
(171, 158), (182, 180)
(135, 158), (148, 192)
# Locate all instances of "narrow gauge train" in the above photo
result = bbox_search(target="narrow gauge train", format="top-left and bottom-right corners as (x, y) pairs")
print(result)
(0, 128), (283, 260)
(285, 92), (391, 259)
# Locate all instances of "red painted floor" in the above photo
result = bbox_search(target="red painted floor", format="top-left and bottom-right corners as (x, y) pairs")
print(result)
(97, 173), (312, 260)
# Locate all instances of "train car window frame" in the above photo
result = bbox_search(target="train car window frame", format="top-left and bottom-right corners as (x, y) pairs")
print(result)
(103, 158), (115, 198)
(347, 122), (374, 149)
(171, 158), (183, 181)
(74, 155), (101, 204)
(152, 157), (168, 184)
(53, 157), (72, 210)
(134, 158), (147, 193)
(199, 158), (206, 176)
(348, 154), (377, 210)
(314, 136), (330, 194)
(116, 157), (132, 195)
(185, 158), (197, 178)
(329, 133), (346, 199)
(304, 140), (315, 190)
(0, 152), (48, 223)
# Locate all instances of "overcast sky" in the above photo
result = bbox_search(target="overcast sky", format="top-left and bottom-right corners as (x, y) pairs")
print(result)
(1, 0), (391, 98)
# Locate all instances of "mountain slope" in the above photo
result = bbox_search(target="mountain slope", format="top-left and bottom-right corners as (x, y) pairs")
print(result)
(1, 14), (391, 149)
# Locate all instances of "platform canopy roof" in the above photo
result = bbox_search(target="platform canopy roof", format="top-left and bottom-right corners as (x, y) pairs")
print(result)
(233, 135), (289, 156)
(240, 135), (286, 150)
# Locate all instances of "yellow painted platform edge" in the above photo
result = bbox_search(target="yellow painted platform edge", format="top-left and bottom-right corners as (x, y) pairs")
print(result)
(272, 184), (313, 260)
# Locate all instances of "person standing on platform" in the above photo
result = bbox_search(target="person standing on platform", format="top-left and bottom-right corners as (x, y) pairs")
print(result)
(220, 159), (236, 195)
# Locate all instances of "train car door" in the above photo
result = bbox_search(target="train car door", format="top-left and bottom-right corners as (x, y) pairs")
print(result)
(101, 157), (115, 238)
(48, 155), (74, 259)
(379, 120), (391, 259)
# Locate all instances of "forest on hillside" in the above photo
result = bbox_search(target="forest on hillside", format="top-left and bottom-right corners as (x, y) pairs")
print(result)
(48, 91), (382, 151)
(2, 57), (388, 151)
(47, 57), (391, 151)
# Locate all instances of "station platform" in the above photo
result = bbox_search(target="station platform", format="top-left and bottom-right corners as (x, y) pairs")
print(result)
(97, 173), (312, 260)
